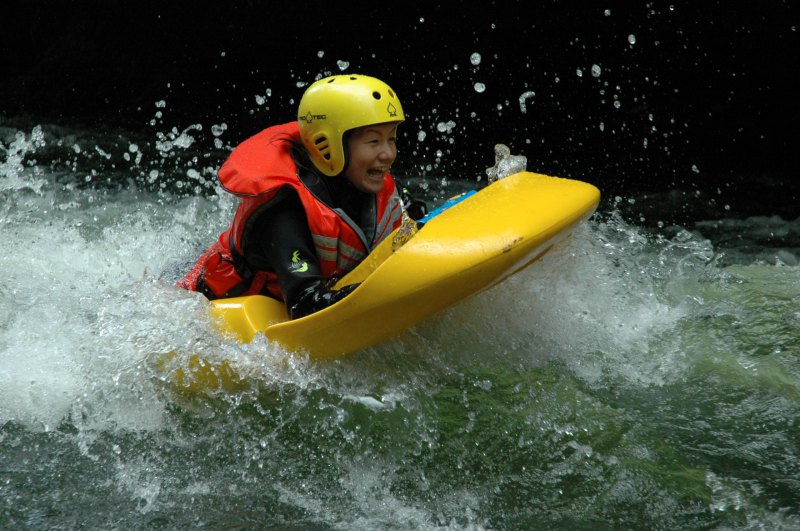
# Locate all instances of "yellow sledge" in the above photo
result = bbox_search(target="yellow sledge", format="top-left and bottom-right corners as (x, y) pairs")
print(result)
(208, 171), (600, 359)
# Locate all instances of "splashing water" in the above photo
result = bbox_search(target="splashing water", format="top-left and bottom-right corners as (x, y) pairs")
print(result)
(485, 143), (528, 182)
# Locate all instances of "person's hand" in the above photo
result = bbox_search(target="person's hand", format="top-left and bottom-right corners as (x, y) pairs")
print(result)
(288, 281), (361, 319)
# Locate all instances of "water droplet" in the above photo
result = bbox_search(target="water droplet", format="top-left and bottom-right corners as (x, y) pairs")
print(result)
(474, 82), (486, 93)
(628, 34), (637, 45)
(436, 120), (456, 133)
(470, 53), (481, 66)
(211, 123), (228, 137)
(337, 60), (350, 70)
(518, 91), (536, 114)
(591, 64), (602, 77)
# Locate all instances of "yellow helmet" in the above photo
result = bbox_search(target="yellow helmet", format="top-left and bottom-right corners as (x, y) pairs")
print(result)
(298, 74), (404, 176)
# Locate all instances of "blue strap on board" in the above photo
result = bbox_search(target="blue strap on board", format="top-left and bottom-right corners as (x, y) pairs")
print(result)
(418, 190), (477, 224)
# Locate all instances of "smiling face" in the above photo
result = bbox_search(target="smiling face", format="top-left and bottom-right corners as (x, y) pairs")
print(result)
(343, 122), (399, 194)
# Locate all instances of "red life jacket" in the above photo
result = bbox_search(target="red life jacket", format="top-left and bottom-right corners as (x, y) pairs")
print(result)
(177, 121), (403, 300)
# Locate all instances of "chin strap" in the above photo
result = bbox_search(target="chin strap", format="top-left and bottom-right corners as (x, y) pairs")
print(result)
(288, 280), (360, 319)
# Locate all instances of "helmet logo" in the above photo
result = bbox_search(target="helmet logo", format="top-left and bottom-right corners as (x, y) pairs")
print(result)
(386, 103), (398, 117)
(300, 111), (327, 123)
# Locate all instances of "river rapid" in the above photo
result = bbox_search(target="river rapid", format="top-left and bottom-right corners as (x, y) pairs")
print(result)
(1, 120), (799, 529)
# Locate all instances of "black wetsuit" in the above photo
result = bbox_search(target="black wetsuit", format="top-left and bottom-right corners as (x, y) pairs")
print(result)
(244, 172), (375, 319)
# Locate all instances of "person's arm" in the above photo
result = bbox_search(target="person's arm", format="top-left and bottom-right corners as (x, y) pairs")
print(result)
(248, 192), (356, 319)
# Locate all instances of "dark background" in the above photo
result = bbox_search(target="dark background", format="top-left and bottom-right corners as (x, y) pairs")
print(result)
(1, 1), (797, 219)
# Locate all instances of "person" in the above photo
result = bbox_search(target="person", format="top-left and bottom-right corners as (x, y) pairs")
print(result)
(177, 74), (425, 319)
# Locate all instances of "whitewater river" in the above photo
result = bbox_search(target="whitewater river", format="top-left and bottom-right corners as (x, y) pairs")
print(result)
(1, 121), (798, 529)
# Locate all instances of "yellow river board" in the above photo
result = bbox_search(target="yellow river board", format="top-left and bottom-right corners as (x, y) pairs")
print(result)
(166, 172), (600, 392)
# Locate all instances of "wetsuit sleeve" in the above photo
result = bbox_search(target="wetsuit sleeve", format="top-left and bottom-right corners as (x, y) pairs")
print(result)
(248, 192), (322, 303)
(248, 192), (357, 319)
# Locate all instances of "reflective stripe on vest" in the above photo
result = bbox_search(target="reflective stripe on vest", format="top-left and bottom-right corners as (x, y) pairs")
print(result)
(312, 234), (368, 270)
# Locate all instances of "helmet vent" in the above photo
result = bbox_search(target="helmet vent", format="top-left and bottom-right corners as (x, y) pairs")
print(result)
(314, 136), (331, 160)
